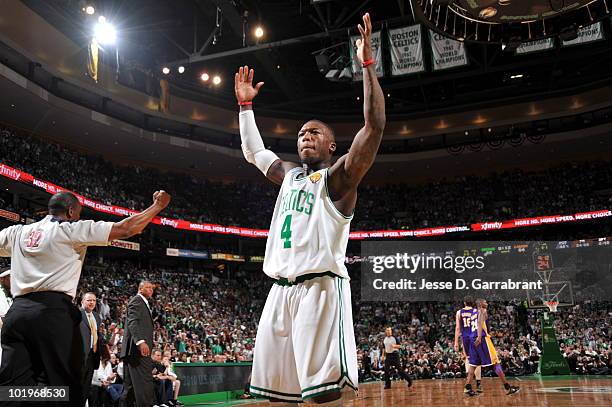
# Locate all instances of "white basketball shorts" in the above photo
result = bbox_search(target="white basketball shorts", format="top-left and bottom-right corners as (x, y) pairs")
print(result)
(249, 274), (358, 402)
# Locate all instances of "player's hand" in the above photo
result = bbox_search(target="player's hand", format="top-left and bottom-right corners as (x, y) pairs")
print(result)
(474, 337), (482, 347)
(139, 342), (151, 357)
(355, 13), (373, 64)
(153, 190), (171, 209)
(234, 66), (264, 103)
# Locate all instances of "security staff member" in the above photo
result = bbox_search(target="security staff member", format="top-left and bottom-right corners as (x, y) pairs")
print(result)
(0, 190), (171, 406)
(383, 327), (412, 389)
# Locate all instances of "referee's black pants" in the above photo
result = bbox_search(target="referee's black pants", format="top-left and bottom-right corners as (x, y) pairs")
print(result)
(0, 292), (84, 407)
(384, 352), (410, 388)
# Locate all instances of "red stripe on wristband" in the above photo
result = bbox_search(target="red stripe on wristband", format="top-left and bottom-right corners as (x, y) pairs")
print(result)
(362, 59), (375, 68)
(238, 101), (253, 106)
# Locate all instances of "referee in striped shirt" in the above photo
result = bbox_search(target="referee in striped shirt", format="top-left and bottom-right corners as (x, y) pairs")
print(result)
(383, 327), (412, 389)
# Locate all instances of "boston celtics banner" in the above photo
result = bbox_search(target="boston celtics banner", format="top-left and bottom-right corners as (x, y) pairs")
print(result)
(562, 22), (604, 46)
(388, 25), (425, 76)
(429, 30), (468, 71)
(516, 38), (555, 54)
(350, 31), (383, 81)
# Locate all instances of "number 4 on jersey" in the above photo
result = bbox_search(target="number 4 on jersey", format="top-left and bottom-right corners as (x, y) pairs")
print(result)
(281, 214), (292, 248)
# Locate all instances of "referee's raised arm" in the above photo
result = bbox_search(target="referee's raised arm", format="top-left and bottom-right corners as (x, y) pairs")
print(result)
(108, 190), (171, 241)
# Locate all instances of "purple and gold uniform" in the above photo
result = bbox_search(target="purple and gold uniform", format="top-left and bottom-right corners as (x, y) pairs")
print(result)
(468, 313), (500, 367)
(458, 306), (477, 355)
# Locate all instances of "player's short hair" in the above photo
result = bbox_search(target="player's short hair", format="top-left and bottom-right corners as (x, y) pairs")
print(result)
(463, 296), (475, 307)
(48, 191), (79, 215)
(139, 280), (153, 290)
(476, 298), (487, 308)
(305, 119), (336, 142)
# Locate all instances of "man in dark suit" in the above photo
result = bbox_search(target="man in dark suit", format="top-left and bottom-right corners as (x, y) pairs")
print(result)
(80, 292), (103, 406)
(119, 281), (155, 407)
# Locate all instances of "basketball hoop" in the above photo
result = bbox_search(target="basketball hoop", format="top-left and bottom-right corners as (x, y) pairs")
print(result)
(544, 300), (559, 312)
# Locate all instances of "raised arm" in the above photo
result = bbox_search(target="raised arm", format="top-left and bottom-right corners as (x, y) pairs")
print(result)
(234, 66), (299, 185)
(328, 13), (385, 213)
(108, 191), (171, 241)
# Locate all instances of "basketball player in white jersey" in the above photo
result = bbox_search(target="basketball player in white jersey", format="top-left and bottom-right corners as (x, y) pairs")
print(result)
(234, 13), (384, 405)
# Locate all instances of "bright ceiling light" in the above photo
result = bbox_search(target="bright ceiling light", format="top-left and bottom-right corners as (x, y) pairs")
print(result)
(94, 20), (116, 45)
(212, 75), (221, 85)
(255, 26), (264, 38)
(85, 6), (95, 15)
(178, 66), (185, 74)
(201, 73), (210, 81)
(162, 67), (170, 75)
(98, 15), (106, 23)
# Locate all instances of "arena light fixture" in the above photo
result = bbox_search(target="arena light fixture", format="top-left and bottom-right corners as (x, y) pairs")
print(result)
(85, 6), (95, 15)
(254, 26), (264, 38)
(409, 0), (612, 45)
(94, 20), (117, 45)
(178, 66), (185, 74)
(201, 72), (210, 82)
(212, 75), (222, 85)
(162, 67), (170, 75)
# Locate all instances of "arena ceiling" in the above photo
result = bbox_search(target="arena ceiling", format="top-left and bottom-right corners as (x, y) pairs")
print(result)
(21, 0), (612, 118)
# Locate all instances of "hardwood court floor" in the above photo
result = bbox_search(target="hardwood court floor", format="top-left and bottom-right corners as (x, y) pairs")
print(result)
(213, 376), (612, 407)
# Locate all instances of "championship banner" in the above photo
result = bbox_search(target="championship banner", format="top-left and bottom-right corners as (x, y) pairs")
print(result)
(0, 209), (20, 223)
(1, 163), (611, 240)
(110, 240), (140, 251)
(388, 25), (425, 76)
(516, 38), (555, 54)
(562, 22), (604, 46)
(350, 31), (383, 81)
(166, 248), (209, 259)
(429, 30), (468, 71)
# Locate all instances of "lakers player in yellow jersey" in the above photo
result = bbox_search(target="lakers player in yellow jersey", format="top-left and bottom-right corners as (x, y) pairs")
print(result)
(234, 12), (384, 406)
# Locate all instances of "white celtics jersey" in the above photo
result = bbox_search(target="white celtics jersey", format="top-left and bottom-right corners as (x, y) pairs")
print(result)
(263, 167), (352, 280)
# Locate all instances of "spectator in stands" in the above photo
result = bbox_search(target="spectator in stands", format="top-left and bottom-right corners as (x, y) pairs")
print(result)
(2, 125), (611, 231)
(161, 355), (183, 406)
(100, 297), (111, 322)
(152, 350), (173, 406)
(89, 352), (113, 407)
(107, 352), (124, 406)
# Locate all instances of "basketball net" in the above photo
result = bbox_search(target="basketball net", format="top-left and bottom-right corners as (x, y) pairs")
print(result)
(544, 300), (559, 313)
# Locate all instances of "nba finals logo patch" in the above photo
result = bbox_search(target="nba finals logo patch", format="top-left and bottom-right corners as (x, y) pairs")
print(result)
(309, 173), (322, 183)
